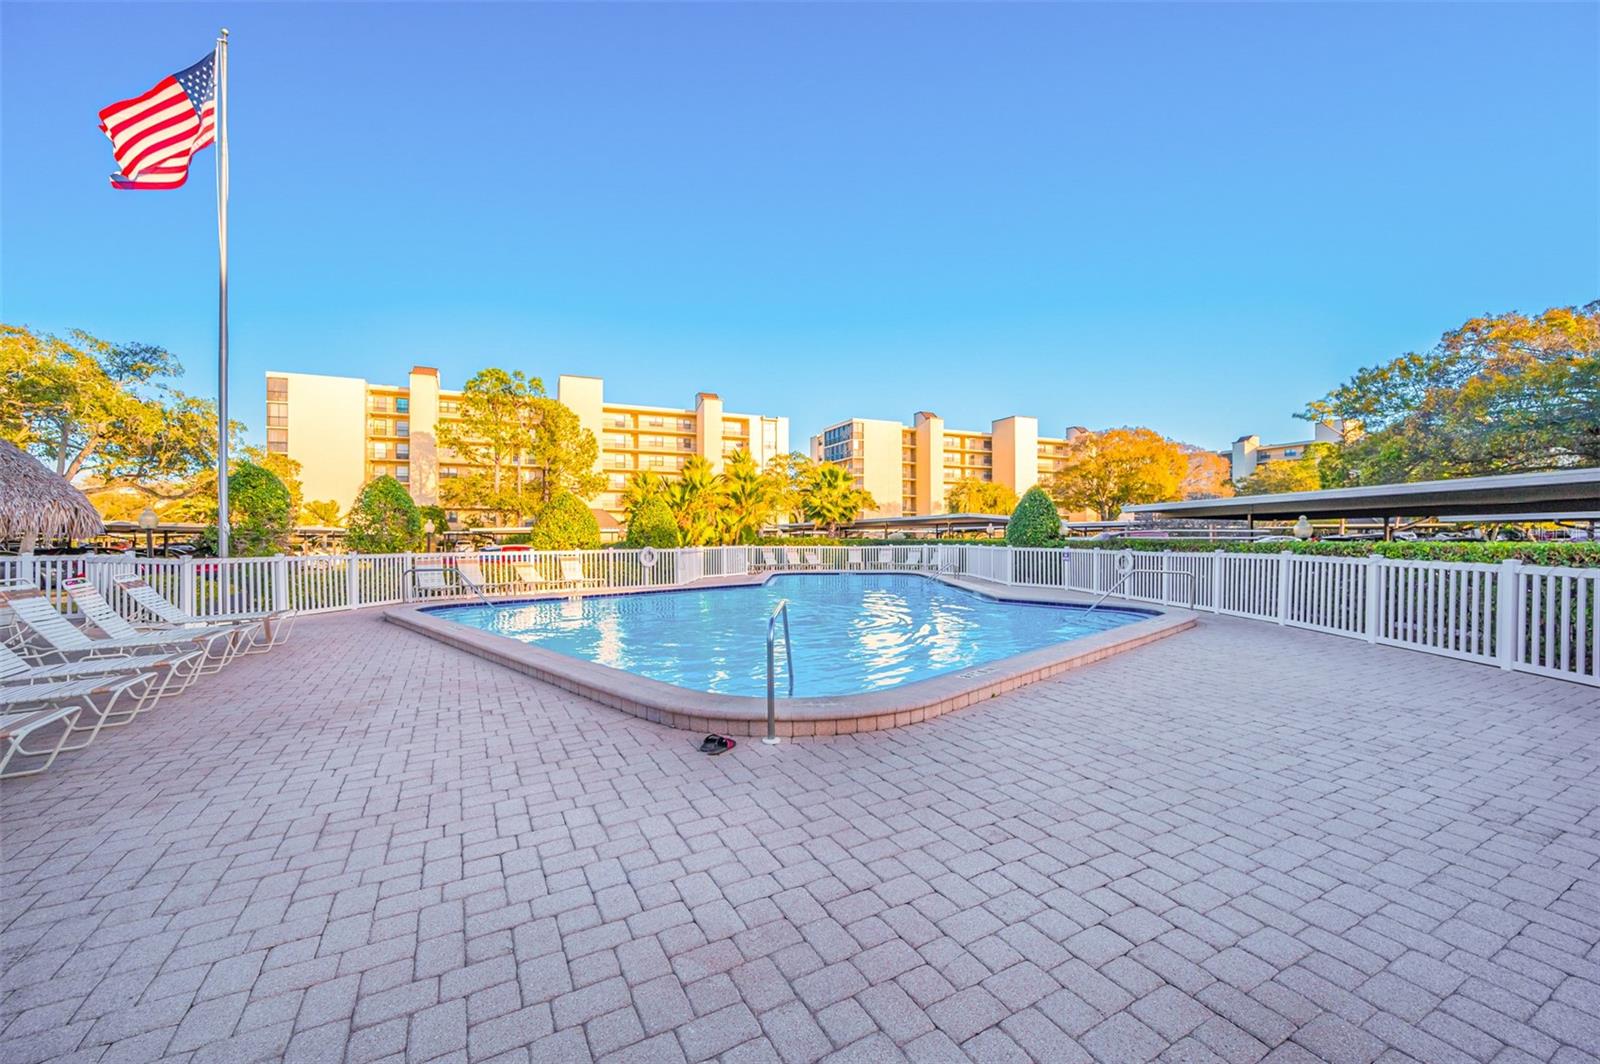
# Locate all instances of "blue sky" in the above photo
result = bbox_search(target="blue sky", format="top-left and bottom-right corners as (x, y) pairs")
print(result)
(4, 2), (1596, 452)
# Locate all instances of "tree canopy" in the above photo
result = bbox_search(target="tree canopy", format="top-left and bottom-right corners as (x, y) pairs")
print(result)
(1, 324), (232, 500)
(946, 477), (1018, 515)
(437, 368), (604, 524)
(1049, 428), (1187, 520)
(527, 492), (600, 550)
(201, 461), (291, 557)
(345, 475), (422, 553)
(1305, 302), (1598, 482)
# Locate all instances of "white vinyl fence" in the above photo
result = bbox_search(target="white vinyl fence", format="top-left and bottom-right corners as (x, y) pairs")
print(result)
(4, 546), (1595, 687)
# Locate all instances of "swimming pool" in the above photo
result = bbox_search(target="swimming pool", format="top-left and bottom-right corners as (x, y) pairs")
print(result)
(426, 573), (1149, 698)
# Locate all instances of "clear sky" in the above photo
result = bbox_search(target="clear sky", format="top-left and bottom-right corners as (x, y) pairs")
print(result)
(4, 2), (1596, 452)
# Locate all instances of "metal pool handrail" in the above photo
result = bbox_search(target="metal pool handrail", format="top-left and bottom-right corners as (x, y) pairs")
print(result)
(1086, 568), (1197, 612)
(765, 598), (794, 745)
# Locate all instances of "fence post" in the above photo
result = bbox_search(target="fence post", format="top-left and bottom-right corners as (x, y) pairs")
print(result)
(1161, 551), (1172, 605)
(1496, 558), (1520, 670)
(1276, 551), (1293, 625)
(273, 554), (290, 614)
(180, 557), (196, 617)
(1211, 550), (1224, 614)
(347, 554), (362, 611)
(1364, 555), (1382, 643)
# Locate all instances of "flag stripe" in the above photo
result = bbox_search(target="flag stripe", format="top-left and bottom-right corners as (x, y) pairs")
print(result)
(99, 52), (215, 193)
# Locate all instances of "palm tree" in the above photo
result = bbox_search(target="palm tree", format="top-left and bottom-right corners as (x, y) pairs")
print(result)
(722, 450), (777, 543)
(666, 456), (726, 546)
(302, 499), (343, 527)
(621, 470), (667, 524)
(799, 462), (875, 536)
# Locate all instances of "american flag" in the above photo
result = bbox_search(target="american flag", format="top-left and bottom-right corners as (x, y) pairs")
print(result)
(99, 51), (216, 190)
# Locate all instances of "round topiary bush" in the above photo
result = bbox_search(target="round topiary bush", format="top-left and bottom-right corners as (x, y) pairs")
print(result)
(1006, 486), (1060, 547)
(345, 475), (422, 553)
(625, 496), (680, 549)
(529, 492), (601, 550)
(206, 460), (292, 556)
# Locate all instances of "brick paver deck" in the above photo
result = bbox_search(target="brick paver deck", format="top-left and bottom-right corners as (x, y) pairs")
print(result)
(3, 609), (1597, 1064)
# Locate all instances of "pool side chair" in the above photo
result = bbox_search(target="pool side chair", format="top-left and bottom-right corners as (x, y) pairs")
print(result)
(0, 639), (202, 713)
(111, 574), (292, 654)
(406, 566), (455, 602)
(869, 548), (890, 570)
(0, 671), (154, 778)
(63, 578), (240, 674)
(783, 548), (801, 571)
(454, 558), (492, 596)
(559, 557), (601, 590)
(512, 563), (547, 594)
(0, 587), (218, 669)
(802, 550), (822, 570)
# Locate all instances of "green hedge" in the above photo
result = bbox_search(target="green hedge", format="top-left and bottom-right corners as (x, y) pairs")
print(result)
(1053, 538), (1600, 567)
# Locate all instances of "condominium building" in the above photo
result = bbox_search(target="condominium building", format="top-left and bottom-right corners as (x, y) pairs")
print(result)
(1225, 420), (1355, 482)
(810, 412), (1081, 517)
(264, 367), (788, 524)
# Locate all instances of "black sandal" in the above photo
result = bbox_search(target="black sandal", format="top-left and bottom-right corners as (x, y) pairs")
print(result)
(709, 736), (736, 756)
(697, 734), (723, 753)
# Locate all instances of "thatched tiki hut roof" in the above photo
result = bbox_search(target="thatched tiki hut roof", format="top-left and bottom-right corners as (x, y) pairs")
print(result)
(0, 438), (105, 549)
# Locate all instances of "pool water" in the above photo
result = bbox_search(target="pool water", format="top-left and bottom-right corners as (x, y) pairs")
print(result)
(428, 574), (1148, 698)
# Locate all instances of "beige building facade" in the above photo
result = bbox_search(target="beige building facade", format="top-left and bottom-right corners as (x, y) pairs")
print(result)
(810, 412), (1080, 517)
(265, 367), (788, 525)
(1225, 420), (1355, 482)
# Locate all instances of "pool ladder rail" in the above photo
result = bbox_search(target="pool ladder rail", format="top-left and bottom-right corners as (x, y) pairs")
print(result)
(764, 598), (794, 745)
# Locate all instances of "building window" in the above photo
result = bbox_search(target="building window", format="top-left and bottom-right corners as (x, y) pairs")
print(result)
(647, 455), (665, 468)
(266, 376), (287, 401)
(368, 419), (387, 436)
(679, 419), (695, 432)
(440, 466), (459, 479)
(679, 438), (694, 451)
(644, 436), (665, 449)
(368, 396), (389, 412)
(395, 397), (409, 413)
(439, 400), (459, 416)
(396, 420), (410, 438)
(646, 417), (664, 429)
(396, 444), (409, 459)
(266, 428), (287, 453)
(266, 402), (287, 428)
(394, 465), (409, 482)
(371, 442), (389, 459)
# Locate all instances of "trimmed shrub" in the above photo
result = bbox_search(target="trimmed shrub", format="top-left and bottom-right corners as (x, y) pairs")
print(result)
(1006, 487), (1060, 547)
(529, 492), (600, 550)
(626, 496), (680, 549)
(202, 461), (291, 556)
(346, 476), (422, 553)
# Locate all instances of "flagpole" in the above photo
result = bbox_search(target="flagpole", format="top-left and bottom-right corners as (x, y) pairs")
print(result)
(215, 28), (230, 558)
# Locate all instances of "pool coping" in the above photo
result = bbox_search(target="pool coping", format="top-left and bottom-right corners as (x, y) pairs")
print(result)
(383, 572), (1196, 737)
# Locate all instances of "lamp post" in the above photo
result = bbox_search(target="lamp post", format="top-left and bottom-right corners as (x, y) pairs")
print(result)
(137, 508), (159, 558)
(423, 519), (435, 554)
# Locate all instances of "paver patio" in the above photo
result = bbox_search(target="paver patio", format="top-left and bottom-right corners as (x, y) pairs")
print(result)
(2, 607), (1598, 1064)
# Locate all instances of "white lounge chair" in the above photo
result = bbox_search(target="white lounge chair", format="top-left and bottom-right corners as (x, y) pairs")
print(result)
(65, 578), (241, 674)
(0, 587), (225, 669)
(0, 671), (154, 778)
(112, 573), (291, 653)
(0, 639), (202, 714)
(559, 557), (600, 589)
